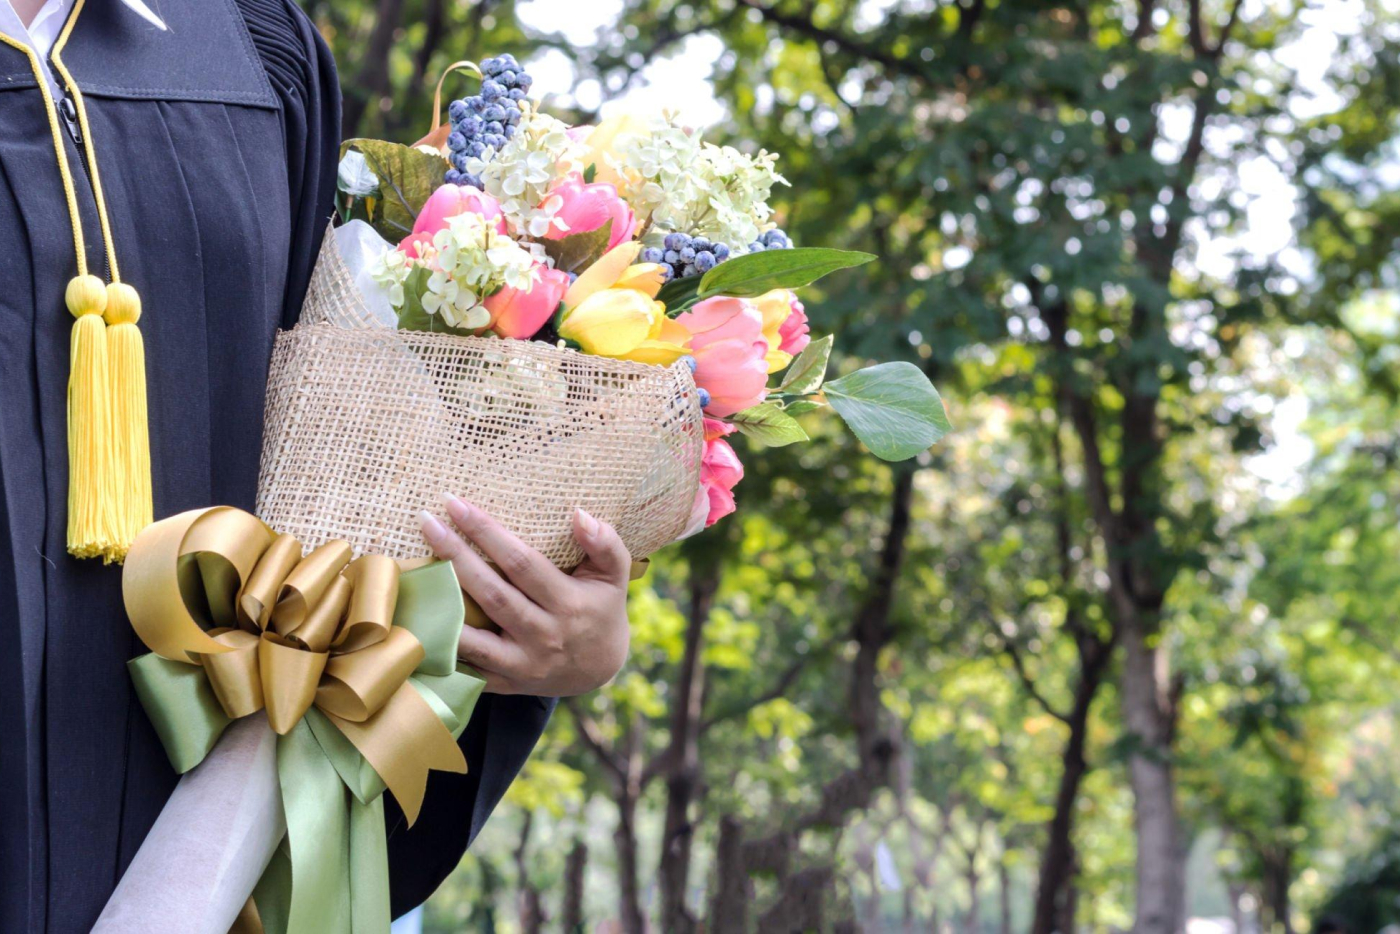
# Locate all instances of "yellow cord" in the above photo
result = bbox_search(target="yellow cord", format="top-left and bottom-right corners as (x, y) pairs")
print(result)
(51, 0), (120, 282)
(1, 0), (152, 562)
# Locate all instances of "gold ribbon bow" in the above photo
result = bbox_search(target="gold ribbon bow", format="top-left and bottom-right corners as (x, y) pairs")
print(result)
(124, 507), (466, 823)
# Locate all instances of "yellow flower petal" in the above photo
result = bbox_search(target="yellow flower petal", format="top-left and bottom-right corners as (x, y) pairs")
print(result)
(559, 288), (657, 357)
(754, 288), (795, 355)
(564, 242), (643, 312)
(614, 263), (668, 299)
(766, 349), (793, 374)
(622, 340), (690, 365)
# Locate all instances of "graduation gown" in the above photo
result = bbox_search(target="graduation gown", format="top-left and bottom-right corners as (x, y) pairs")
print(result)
(0, 2), (552, 930)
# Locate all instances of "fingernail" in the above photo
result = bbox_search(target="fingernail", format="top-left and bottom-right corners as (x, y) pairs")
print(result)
(576, 508), (599, 539)
(420, 510), (449, 543)
(440, 492), (471, 522)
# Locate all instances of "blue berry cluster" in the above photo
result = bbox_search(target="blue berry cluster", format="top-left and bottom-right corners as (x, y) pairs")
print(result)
(444, 54), (533, 187)
(747, 227), (793, 252)
(641, 232), (732, 282)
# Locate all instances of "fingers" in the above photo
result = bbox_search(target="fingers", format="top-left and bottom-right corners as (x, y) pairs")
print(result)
(441, 494), (569, 607)
(572, 508), (632, 586)
(420, 510), (539, 635)
(457, 625), (530, 682)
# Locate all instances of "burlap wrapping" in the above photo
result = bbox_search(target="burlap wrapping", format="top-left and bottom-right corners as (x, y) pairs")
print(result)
(255, 228), (704, 567)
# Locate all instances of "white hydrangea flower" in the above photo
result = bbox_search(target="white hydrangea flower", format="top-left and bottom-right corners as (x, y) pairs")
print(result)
(611, 116), (788, 248)
(468, 106), (583, 240)
(369, 247), (411, 307)
(370, 211), (539, 332)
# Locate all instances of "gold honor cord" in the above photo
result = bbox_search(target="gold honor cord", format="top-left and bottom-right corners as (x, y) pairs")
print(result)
(0, 0), (153, 563)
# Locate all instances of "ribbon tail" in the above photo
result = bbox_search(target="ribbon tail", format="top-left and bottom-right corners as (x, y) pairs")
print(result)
(326, 682), (466, 826)
(277, 719), (353, 933)
(128, 652), (232, 772)
(349, 795), (390, 934)
(250, 839), (292, 934)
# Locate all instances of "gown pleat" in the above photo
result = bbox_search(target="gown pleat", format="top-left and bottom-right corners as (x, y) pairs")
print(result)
(0, 2), (552, 930)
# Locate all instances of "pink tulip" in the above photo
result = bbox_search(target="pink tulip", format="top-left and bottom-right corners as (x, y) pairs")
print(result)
(401, 184), (506, 257)
(778, 295), (810, 356)
(699, 435), (743, 526)
(544, 175), (636, 249)
(705, 482), (737, 527)
(485, 265), (571, 339)
(675, 297), (770, 418)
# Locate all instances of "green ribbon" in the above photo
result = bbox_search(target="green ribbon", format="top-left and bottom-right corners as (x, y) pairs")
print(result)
(129, 561), (484, 934)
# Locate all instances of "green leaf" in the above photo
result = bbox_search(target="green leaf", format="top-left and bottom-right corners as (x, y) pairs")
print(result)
(395, 267), (478, 337)
(541, 220), (613, 274)
(728, 402), (810, 447)
(340, 138), (448, 240)
(782, 399), (825, 416)
(777, 335), (834, 394)
(697, 248), (876, 299)
(583, 162), (597, 183)
(657, 274), (702, 311)
(823, 363), (951, 461)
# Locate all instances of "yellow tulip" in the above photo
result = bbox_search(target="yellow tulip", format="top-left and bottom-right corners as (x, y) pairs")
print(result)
(614, 263), (668, 298)
(753, 289), (797, 373)
(564, 242), (642, 310)
(559, 288), (691, 365)
(580, 114), (651, 189)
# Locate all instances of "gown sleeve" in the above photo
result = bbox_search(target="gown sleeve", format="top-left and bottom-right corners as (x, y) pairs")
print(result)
(233, 1), (557, 915)
(235, 0), (341, 328)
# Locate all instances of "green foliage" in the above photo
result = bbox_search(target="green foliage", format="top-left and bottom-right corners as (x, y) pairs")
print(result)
(728, 402), (809, 447)
(338, 138), (446, 239)
(824, 363), (950, 461)
(695, 247), (876, 300)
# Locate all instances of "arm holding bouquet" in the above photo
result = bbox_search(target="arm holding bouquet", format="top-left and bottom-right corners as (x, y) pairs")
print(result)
(424, 497), (633, 697)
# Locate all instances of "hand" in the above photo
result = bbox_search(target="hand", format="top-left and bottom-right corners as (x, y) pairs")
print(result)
(419, 494), (632, 696)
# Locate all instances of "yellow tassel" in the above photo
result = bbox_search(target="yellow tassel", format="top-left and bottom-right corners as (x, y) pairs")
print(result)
(66, 274), (114, 559)
(102, 281), (152, 563)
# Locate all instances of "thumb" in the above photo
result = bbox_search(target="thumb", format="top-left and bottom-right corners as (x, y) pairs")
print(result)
(572, 508), (631, 585)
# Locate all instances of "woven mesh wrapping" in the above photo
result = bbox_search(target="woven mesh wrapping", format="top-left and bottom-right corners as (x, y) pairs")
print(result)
(255, 228), (704, 566)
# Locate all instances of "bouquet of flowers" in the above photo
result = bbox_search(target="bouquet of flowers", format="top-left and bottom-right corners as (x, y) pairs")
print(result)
(99, 55), (948, 934)
(322, 53), (949, 552)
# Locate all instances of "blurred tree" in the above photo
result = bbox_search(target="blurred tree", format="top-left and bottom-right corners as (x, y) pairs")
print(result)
(298, 0), (1400, 929)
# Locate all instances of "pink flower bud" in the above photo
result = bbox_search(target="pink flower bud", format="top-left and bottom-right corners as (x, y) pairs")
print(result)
(544, 175), (636, 250)
(402, 184), (507, 258)
(778, 295), (810, 356)
(485, 265), (571, 339)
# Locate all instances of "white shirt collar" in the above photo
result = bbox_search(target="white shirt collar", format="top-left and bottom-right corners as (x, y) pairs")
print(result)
(1, 0), (168, 95)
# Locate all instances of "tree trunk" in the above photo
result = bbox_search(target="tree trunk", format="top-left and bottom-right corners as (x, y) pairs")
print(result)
(658, 568), (718, 934)
(1260, 848), (1293, 934)
(513, 811), (544, 934)
(615, 782), (648, 934)
(563, 838), (588, 933)
(341, 0), (407, 136)
(1121, 622), (1184, 934)
(999, 858), (1012, 934)
(1031, 636), (1111, 934)
(965, 859), (981, 934)
(709, 814), (750, 933)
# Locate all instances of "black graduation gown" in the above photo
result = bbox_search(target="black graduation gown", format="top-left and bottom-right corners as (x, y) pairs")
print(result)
(0, 2), (552, 930)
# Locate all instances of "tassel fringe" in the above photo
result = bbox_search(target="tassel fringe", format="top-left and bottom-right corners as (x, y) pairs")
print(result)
(103, 282), (152, 563)
(66, 274), (114, 559)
